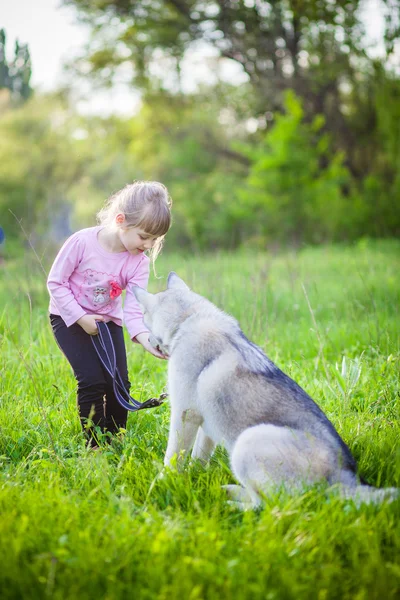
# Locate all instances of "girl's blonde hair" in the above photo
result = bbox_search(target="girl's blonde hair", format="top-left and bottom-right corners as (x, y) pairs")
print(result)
(97, 181), (172, 264)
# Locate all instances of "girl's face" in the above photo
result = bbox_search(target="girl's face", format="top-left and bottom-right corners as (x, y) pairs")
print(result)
(118, 225), (158, 255)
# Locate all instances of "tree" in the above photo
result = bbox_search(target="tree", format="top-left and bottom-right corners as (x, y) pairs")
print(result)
(237, 90), (357, 245)
(0, 93), (118, 239)
(121, 85), (250, 249)
(64, 1), (400, 178)
(0, 29), (32, 104)
(65, 1), (365, 105)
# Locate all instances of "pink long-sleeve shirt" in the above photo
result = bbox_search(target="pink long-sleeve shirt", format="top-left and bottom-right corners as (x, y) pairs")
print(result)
(47, 226), (150, 340)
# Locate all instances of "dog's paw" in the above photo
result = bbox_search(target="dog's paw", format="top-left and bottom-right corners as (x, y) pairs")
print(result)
(227, 499), (257, 511)
(222, 484), (252, 503)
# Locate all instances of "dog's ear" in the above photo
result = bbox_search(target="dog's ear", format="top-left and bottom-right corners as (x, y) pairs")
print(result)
(167, 272), (190, 291)
(132, 285), (156, 310)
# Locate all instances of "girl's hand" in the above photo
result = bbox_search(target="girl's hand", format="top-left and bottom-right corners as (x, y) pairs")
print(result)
(135, 332), (168, 360)
(76, 314), (105, 335)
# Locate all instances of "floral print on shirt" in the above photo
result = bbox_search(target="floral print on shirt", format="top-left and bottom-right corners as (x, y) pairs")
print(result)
(80, 269), (123, 311)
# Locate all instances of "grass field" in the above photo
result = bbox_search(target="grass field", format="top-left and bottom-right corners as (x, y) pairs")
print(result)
(0, 239), (399, 599)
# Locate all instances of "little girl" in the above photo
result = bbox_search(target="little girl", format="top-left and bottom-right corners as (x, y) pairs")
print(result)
(47, 180), (172, 447)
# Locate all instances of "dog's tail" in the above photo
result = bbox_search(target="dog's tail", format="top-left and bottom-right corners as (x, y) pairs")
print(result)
(338, 483), (399, 506)
(330, 470), (399, 506)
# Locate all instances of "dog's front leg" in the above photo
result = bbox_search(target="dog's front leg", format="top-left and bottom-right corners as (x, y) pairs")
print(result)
(164, 408), (203, 468)
(191, 427), (216, 464)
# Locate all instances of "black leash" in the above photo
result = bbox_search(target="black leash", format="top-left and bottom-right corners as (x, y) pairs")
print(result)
(91, 320), (166, 412)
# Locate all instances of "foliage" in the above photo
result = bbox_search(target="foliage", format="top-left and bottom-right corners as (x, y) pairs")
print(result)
(0, 28), (32, 104)
(123, 87), (251, 249)
(64, 0), (370, 97)
(0, 94), (85, 237)
(1, 243), (400, 598)
(0, 93), (136, 239)
(367, 66), (400, 235)
(1, 2), (400, 248)
(237, 91), (364, 246)
(1, 81), (399, 250)
(63, 0), (400, 180)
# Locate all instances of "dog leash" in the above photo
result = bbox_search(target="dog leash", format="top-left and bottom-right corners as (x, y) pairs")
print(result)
(91, 321), (167, 412)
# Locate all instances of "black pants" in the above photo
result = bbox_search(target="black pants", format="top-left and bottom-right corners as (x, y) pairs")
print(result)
(50, 314), (129, 443)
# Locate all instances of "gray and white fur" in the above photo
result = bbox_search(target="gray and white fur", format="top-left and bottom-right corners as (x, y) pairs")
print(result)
(133, 273), (398, 509)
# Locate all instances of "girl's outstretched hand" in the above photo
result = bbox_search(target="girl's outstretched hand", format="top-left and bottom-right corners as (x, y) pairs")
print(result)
(76, 314), (105, 335)
(135, 332), (169, 360)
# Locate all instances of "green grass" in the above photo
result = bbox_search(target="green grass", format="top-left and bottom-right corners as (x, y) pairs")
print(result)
(0, 239), (399, 599)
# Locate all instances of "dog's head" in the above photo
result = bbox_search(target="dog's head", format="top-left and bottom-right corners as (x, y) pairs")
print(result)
(132, 272), (192, 355)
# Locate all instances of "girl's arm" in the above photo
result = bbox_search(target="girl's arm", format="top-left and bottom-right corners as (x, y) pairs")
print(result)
(135, 332), (168, 359)
(124, 257), (166, 359)
(123, 256), (150, 341)
(47, 233), (87, 326)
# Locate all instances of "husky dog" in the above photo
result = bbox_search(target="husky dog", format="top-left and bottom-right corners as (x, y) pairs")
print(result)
(133, 273), (398, 509)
